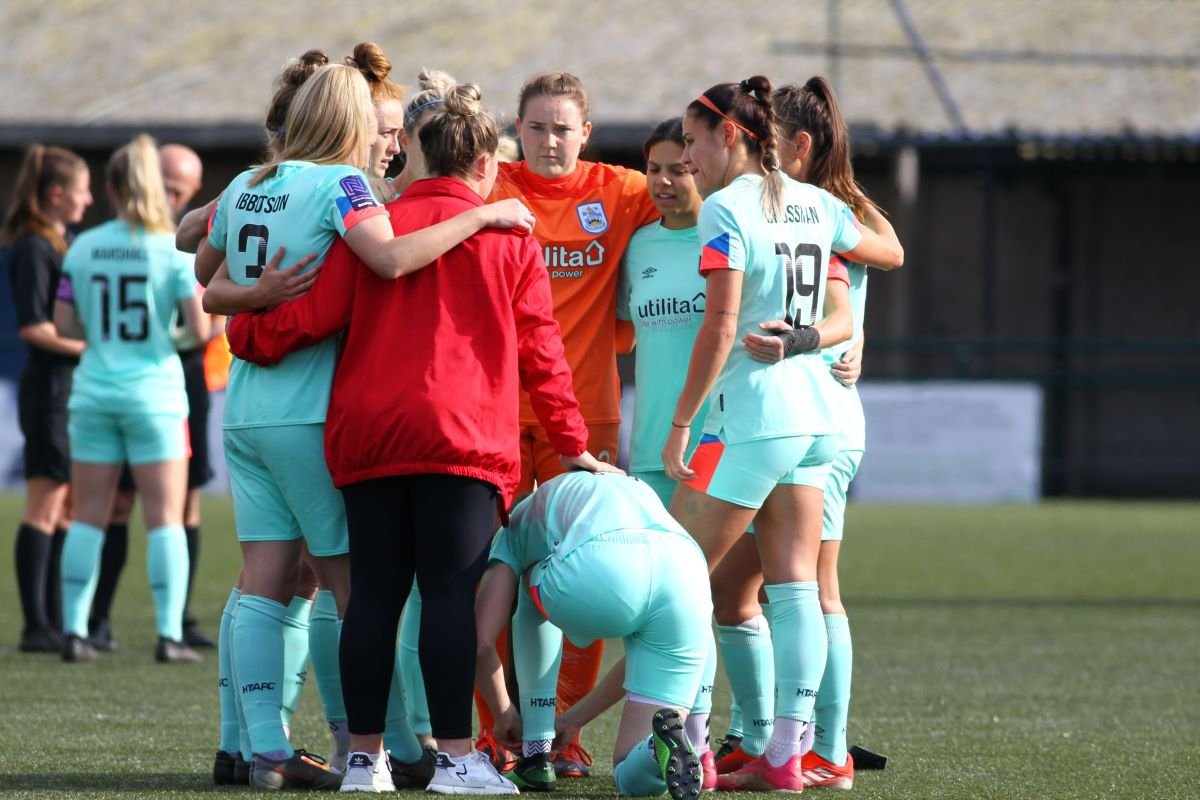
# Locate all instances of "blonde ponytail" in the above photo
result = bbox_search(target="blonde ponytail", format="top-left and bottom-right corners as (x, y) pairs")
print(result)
(107, 134), (175, 233)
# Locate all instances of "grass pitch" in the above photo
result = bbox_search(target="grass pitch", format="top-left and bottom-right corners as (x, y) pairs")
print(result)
(0, 496), (1197, 798)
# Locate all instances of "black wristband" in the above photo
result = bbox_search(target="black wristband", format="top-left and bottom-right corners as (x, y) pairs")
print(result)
(775, 325), (821, 356)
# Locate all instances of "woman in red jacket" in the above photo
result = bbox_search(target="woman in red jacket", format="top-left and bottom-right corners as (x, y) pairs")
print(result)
(226, 82), (614, 794)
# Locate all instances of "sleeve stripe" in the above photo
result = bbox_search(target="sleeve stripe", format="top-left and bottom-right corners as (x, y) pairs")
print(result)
(341, 204), (389, 231)
(699, 234), (732, 273)
(827, 255), (850, 286)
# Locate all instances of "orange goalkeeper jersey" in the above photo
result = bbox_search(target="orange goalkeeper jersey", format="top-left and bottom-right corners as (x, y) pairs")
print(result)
(491, 160), (659, 425)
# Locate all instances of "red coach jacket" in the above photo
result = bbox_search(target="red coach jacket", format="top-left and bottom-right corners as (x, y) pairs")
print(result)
(226, 176), (588, 509)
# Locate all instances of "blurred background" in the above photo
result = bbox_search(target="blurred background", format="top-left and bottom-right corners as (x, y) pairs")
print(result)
(2, 0), (1197, 499)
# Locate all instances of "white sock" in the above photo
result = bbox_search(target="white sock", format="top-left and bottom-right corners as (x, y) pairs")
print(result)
(799, 719), (815, 754)
(737, 614), (768, 632)
(764, 717), (807, 768)
(685, 712), (710, 756)
(523, 740), (551, 757)
(329, 721), (351, 756)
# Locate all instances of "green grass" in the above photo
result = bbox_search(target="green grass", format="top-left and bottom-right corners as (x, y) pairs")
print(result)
(1, 495), (1198, 798)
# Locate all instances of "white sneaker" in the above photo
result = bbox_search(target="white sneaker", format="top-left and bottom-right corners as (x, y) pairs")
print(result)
(427, 751), (519, 795)
(340, 751), (395, 793)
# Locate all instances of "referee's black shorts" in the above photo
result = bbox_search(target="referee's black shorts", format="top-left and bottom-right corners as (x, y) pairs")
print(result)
(18, 363), (72, 483)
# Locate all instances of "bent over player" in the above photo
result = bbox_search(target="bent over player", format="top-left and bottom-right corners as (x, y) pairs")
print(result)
(475, 471), (714, 800)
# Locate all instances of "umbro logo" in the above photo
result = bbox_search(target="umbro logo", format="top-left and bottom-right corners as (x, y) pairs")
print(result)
(642, 266), (658, 278)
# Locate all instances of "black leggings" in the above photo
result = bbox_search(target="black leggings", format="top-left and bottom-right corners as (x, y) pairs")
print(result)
(340, 474), (499, 739)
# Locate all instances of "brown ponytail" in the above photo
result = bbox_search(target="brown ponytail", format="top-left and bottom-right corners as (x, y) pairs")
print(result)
(772, 76), (875, 219)
(688, 76), (785, 219)
(2, 144), (88, 254)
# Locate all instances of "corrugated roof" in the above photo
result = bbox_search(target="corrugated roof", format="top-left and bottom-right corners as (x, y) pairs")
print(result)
(2, 0), (1197, 140)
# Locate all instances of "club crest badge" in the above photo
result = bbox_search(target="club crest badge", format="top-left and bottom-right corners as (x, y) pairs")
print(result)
(576, 201), (609, 235)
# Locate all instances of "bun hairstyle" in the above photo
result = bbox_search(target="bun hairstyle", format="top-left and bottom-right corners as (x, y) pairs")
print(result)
(417, 82), (499, 181)
(107, 134), (175, 234)
(2, 143), (88, 253)
(772, 76), (874, 219)
(264, 49), (329, 150)
(345, 42), (406, 105)
(404, 68), (457, 134)
(688, 75), (784, 218)
(250, 64), (375, 187)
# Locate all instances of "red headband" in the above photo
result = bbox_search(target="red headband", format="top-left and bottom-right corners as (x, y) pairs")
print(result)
(696, 95), (759, 142)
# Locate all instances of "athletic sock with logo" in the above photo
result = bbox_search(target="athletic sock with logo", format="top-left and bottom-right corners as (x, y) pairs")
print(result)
(309, 589), (348, 748)
(398, 586), (432, 737)
(715, 615), (774, 756)
(512, 589), (562, 743)
(687, 626), (717, 756)
(146, 525), (189, 641)
(233, 594), (292, 757)
(280, 595), (313, 731)
(217, 587), (242, 755)
(14, 523), (52, 633)
(59, 522), (106, 637)
(384, 630), (425, 763)
(813, 613), (852, 766)
(613, 734), (666, 797)
(765, 583), (826, 734)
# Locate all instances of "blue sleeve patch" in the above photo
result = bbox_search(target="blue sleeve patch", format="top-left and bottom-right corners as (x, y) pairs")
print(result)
(705, 232), (731, 255)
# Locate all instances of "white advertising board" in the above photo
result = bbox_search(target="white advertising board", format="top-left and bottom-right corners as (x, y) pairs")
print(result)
(854, 381), (1042, 504)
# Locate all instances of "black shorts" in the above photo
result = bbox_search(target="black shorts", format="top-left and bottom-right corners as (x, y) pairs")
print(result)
(181, 348), (213, 489)
(18, 364), (73, 483)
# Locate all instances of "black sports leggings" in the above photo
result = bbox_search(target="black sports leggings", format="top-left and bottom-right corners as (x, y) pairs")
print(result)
(340, 474), (498, 740)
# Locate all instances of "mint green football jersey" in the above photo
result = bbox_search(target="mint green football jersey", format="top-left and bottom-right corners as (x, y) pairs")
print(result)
(823, 256), (868, 450)
(488, 472), (689, 577)
(618, 221), (710, 474)
(208, 162), (385, 428)
(697, 174), (861, 442)
(62, 220), (194, 416)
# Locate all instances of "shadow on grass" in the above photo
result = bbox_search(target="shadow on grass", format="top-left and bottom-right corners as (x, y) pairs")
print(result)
(0, 773), (208, 791)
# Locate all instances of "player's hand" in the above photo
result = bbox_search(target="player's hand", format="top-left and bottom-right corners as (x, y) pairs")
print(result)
(481, 198), (535, 235)
(662, 424), (695, 482)
(253, 248), (320, 309)
(552, 709), (584, 757)
(493, 706), (523, 751)
(743, 319), (791, 363)
(560, 452), (624, 475)
(832, 345), (862, 386)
